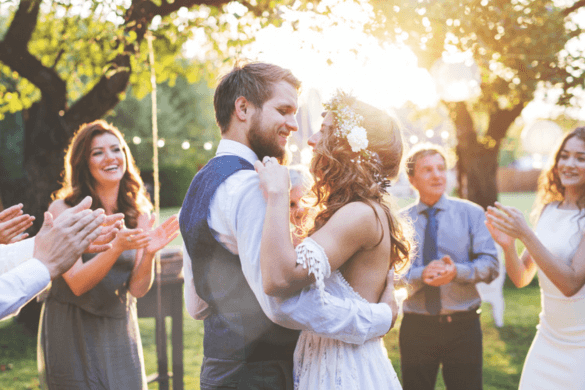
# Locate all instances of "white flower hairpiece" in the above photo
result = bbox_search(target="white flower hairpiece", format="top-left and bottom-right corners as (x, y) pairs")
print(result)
(325, 91), (370, 154)
(324, 91), (392, 194)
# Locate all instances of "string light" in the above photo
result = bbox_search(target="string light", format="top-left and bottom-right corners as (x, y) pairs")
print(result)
(289, 144), (299, 153)
(409, 135), (419, 144)
(441, 131), (449, 140)
(425, 129), (434, 138)
(127, 136), (216, 151)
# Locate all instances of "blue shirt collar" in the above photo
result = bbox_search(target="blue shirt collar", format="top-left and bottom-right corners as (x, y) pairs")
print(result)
(215, 139), (259, 166)
(416, 193), (448, 215)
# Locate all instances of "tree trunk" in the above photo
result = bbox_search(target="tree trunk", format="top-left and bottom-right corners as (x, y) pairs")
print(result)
(7, 102), (72, 231)
(446, 101), (524, 210)
(457, 142), (500, 210)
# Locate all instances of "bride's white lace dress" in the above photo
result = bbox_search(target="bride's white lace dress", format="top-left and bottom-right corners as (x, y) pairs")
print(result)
(293, 238), (402, 390)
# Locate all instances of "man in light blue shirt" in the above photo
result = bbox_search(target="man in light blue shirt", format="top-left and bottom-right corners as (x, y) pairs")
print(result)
(399, 143), (499, 390)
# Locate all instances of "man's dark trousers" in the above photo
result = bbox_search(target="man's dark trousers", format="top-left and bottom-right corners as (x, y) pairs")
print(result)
(399, 312), (483, 390)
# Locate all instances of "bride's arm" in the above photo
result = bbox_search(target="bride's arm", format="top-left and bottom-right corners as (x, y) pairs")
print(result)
(256, 160), (381, 297)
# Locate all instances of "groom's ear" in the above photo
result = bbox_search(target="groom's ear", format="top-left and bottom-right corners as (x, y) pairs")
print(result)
(235, 96), (251, 120)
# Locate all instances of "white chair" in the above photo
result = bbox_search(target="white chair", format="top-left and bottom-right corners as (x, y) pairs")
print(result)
(476, 246), (506, 327)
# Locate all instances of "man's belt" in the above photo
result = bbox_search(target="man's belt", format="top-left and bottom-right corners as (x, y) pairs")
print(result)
(404, 309), (481, 324)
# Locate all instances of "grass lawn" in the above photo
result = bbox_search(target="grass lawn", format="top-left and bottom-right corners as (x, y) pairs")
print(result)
(0, 193), (540, 389)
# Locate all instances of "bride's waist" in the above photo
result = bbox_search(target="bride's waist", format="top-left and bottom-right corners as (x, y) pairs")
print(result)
(298, 331), (383, 346)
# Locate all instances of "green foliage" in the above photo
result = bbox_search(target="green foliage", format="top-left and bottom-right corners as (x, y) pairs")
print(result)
(158, 163), (199, 208)
(370, 0), (579, 112)
(0, 0), (319, 119)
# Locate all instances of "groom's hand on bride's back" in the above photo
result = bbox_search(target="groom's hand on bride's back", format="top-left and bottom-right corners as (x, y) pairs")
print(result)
(379, 269), (399, 332)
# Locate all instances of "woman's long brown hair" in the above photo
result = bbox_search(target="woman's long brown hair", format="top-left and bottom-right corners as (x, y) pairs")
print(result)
(53, 120), (152, 228)
(531, 127), (585, 226)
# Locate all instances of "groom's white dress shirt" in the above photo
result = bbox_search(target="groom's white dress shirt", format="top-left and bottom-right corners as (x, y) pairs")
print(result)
(183, 139), (393, 344)
(0, 238), (51, 320)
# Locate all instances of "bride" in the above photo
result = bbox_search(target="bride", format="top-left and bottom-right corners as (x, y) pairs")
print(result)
(255, 92), (411, 389)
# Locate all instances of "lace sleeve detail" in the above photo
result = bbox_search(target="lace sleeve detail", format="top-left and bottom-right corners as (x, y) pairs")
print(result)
(295, 237), (332, 302)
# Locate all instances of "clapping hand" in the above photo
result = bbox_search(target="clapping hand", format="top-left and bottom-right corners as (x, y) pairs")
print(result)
(423, 256), (457, 286)
(111, 227), (150, 252)
(85, 213), (125, 253)
(485, 202), (530, 243)
(0, 203), (35, 244)
(144, 214), (180, 255)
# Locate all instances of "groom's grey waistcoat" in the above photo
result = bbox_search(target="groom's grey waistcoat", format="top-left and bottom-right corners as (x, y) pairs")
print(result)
(179, 155), (299, 365)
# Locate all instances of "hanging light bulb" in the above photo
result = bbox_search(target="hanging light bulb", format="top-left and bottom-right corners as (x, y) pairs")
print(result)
(181, 141), (190, 150)
(157, 139), (165, 148)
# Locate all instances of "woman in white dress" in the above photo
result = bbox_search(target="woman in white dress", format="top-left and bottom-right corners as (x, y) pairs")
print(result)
(485, 126), (585, 390)
(255, 92), (411, 389)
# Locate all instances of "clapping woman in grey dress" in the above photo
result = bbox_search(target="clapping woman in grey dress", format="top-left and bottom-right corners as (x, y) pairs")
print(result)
(38, 120), (179, 389)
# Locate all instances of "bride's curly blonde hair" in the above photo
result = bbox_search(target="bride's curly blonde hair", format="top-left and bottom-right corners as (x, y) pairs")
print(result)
(308, 95), (412, 273)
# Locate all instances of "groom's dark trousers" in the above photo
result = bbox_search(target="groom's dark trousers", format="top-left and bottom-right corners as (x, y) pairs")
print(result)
(180, 156), (299, 390)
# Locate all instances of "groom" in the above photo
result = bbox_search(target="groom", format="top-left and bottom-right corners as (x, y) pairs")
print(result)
(180, 62), (397, 390)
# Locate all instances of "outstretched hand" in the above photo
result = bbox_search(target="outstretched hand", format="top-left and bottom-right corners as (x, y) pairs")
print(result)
(485, 219), (514, 249)
(110, 227), (150, 252)
(485, 202), (531, 242)
(144, 214), (180, 255)
(254, 156), (290, 199)
(85, 213), (125, 253)
(0, 203), (35, 244)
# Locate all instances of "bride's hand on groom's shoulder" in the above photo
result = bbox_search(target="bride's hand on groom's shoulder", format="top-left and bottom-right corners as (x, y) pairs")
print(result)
(254, 157), (290, 198)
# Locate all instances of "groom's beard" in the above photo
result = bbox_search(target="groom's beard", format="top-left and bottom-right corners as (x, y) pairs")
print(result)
(248, 111), (287, 165)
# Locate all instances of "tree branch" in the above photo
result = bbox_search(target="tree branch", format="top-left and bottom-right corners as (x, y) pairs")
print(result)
(562, 0), (585, 16)
(4, 0), (41, 45)
(486, 103), (526, 141)
(64, 0), (230, 130)
(0, 0), (67, 112)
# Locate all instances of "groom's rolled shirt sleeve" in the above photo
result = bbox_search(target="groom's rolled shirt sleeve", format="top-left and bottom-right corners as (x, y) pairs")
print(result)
(222, 171), (393, 345)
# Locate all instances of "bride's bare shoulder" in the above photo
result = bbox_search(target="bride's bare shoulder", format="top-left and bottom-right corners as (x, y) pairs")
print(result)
(329, 202), (382, 241)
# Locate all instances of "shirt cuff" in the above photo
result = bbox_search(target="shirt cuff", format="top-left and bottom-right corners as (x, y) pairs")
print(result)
(17, 258), (51, 289)
(454, 263), (473, 282)
(366, 303), (393, 339)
